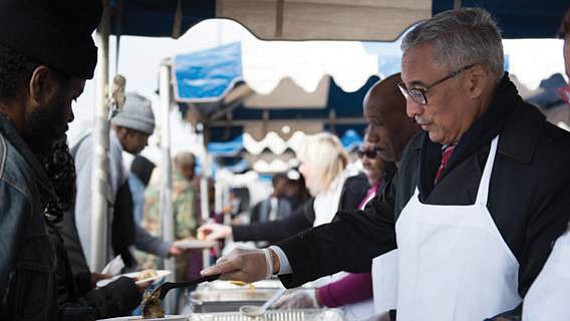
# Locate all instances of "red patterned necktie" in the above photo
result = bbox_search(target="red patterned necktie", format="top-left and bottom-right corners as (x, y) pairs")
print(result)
(434, 145), (456, 184)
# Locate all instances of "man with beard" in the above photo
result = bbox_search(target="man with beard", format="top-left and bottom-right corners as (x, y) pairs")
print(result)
(0, 0), (101, 320)
(203, 8), (570, 321)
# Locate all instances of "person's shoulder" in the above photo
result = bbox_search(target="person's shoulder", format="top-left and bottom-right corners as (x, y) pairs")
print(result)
(399, 131), (424, 170)
(503, 102), (570, 162)
(344, 173), (368, 187)
(0, 133), (34, 199)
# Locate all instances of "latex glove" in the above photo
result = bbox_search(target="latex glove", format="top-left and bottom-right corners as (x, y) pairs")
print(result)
(201, 246), (278, 283)
(198, 223), (232, 241)
(272, 289), (320, 309)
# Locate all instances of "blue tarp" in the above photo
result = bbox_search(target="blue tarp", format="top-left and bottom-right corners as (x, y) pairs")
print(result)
(207, 134), (243, 157)
(173, 42), (243, 102)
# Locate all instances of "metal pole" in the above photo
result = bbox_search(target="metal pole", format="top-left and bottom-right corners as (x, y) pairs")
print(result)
(159, 61), (176, 312)
(91, 2), (110, 272)
(197, 124), (211, 268)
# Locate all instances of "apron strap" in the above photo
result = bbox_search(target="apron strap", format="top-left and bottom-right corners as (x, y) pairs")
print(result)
(475, 135), (499, 205)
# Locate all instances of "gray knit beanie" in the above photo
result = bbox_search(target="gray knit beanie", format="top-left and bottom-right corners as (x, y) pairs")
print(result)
(111, 93), (155, 135)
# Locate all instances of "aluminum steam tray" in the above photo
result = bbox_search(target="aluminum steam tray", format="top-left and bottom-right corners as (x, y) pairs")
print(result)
(190, 288), (279, 313)
(189, 309), (345, 321)
(191, 280), (285, 313)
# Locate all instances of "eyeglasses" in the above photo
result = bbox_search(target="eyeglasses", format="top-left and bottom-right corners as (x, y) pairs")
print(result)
(357, 147), (381, 159)
(398, 64), (476, 105)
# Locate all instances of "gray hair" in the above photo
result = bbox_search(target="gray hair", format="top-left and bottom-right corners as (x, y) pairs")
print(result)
(401, 8), (504, 82)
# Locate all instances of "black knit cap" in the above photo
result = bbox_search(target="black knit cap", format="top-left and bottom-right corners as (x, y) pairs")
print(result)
(0, 0), (102, 79)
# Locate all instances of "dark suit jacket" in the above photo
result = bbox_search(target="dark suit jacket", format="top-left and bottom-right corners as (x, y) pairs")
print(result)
(232, 174), (371, 244)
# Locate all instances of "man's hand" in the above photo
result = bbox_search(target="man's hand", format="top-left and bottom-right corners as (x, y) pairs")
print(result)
(272, 289), (320, 309)
(90, 272), (112, 286)
(200, 247), (278, 283)
(197, 223), (232, 241)
(168, 244), (183, 257)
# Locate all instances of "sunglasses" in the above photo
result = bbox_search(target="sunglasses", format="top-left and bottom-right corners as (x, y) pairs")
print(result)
(397, 63), (476, 105)
(357, 147), (382, 159)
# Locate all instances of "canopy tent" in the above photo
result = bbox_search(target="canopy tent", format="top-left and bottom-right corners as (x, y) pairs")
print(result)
(172, 41), (394, 103)
(207, 129), (363, 157)
(207, 129), (363, 175)
(89, 0), (568, 285)
(179, 74), (380, 144)
(171, 41), (389, 143)
(109, 0), (568, 40)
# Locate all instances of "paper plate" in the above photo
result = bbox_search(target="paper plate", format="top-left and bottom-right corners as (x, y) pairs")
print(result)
(97, 270), (171, 287)
(174, 239), (217, 249)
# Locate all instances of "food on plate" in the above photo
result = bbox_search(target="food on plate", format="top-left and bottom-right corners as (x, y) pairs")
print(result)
(229, 280), (247, 286)
(141, 290), (165, 319)
(228, 281), (255, 291)
(138, 269), (158, 281)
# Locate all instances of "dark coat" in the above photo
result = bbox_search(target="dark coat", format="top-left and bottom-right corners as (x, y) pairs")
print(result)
(249, 197), (293, 224)
(277, 75), (570, 310)
(232, 174), (371, 244)
(49, 224), (141, 321)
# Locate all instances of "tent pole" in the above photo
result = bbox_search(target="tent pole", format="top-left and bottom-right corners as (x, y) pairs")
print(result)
(159, 60), (176, 312)
(91, 1), (110, 272)
(198, 123), (211, 268)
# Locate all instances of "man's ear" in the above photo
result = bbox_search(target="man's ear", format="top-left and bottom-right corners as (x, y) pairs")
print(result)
(28, 65), (59, 105)
(464, 64), (489, 99)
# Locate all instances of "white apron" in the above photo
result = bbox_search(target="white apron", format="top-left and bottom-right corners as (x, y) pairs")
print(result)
(395, 136), (521, 321)
(523, 231), (570, 320)
(372, 250), (398, 313)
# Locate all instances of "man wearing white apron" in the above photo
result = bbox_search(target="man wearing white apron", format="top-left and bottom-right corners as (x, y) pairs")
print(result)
(201, 8), (570, 321)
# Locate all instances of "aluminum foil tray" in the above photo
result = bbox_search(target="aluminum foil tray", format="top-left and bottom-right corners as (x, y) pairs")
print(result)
(189, 309), (344, 321)
(190, 287), (281, 313)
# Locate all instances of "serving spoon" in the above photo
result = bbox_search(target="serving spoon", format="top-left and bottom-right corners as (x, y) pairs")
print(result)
(240, 288), (286, 318)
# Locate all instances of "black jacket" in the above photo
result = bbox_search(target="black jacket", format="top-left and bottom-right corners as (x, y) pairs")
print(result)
(232, 174), (371, 244)
(49, 223), (141, 321)
(249, 197), (293, 224)
(276, 75), (570, 311)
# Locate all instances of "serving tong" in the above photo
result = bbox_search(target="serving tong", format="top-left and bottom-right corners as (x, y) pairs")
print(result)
(152, 274), (221, 299)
